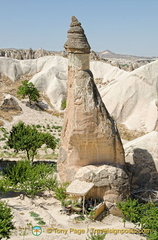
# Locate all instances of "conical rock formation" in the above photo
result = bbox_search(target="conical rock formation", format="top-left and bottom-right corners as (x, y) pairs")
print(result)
(58, 17), (126, 184)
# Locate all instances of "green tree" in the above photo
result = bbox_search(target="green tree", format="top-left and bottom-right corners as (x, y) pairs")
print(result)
(0, 201), (15, 239)
(17, 80), (40, 105)
(7, 122), (56, 162)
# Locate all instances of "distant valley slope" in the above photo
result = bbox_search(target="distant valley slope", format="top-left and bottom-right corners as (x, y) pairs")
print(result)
(0, 55), (157, 133)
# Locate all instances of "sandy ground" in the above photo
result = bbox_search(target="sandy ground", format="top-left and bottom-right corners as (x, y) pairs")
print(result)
(1, 192), (146, 240)
(3, 99), (63, 131)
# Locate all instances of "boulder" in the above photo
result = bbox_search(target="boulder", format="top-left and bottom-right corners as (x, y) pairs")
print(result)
(0, 94), (22, 111)
(74, 165), (129, 201)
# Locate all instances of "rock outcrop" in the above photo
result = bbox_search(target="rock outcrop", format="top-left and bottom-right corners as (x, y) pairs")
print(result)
(124, 131), (158, 202)
(0, 94), (22, 111)
(57, 16), (129, 204)
(0, 48), (54, 60)
(74, 165), (129, 204)
(100, 60), (158, 132)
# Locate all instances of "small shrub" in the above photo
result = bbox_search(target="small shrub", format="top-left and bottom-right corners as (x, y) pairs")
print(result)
(140, 203), (158, 239)
(117, 198), (141, 227)
(36, 125), (41, 128)
(61, 100), (66, 110)
(86, 232), (106, 240)
(2, 161), (56, 197)
(3, 145), (9, 149)
(3, 160), (32, 185)
(0, 137), (6, 141)
(117, 199), (158, 239)
(34, 217), (42, 221)
(54, 183), (69, 204)
(29, 211), (39, 218)
(44, 176), (58, 191)
(37, 220), (46, 225)
(0, 177), (11, 194)
(0, 201), (15, 239)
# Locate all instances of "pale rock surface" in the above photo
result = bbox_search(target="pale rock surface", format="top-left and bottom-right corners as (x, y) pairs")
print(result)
(58, 16), (126, 195)
(124, 131), (158, 200)
(90, 60), (128, 84)
(57, 69), (125, 182)
(0, 56), (67, 109)
(0, 94), (22, 111)
(30, 56), (67, 110)
(74, 165), (129, 202)
(0, 55), (157, 132)
(100, 60), (158, 132)
(0, 51), (128, 111)
(0, 48), (53, 60)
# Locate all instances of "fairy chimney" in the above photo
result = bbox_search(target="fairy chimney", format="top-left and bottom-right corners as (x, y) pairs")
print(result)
(57, 16), (126, 183)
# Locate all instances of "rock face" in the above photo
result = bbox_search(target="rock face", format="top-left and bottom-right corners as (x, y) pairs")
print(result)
(64, 16), (90, 54)
(124, 131), (158, 202)
(100, 60), (158, 132)
(0, 94), (22, 111)
(57, 16), (127, 190)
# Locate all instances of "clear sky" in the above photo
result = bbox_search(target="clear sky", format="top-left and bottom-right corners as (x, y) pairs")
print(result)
(0, 0), (158, 57)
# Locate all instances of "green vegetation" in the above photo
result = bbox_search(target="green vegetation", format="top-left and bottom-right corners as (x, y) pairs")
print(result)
(61, 100), (66, 110)
(117, 198), (141, 227)
(17, 80), (40, 105)
(29, 211), (39, 218)
(86, 232), (106, 240)
(0, 201), (15, 239)
(2, 160), (57, 197)
(117, 198), (158, 239)
(36, 219), (46, 225)
(29, 211), (46, 225)
(7, 122), (57, 163)
(54, 182), (69, 205)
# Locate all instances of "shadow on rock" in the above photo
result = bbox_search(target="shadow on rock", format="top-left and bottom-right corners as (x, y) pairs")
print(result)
(126, 148), (158, 202)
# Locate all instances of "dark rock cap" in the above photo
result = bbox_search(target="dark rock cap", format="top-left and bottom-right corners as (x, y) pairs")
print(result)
(64, 16), (91, 54)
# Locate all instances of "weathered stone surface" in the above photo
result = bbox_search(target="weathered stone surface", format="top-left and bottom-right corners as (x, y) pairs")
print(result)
(74, 165), (129, 192)
(0, 94), (22, 111)
(73, 164), (129, 212)
(124, 131), (158, 202)
(58, 17), (125, 183)
(58, 67), (125, 182)
(0, 48), (53, 60)
(64, 16), (90, 54)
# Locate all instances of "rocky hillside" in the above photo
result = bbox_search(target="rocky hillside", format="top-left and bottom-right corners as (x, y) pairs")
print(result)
(0, 55), (157, 132)
(0, 48), (65, 59)
(1, 48), (157, 71)
(0, 54), (157, 201)
(97, 49), (157, 71)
